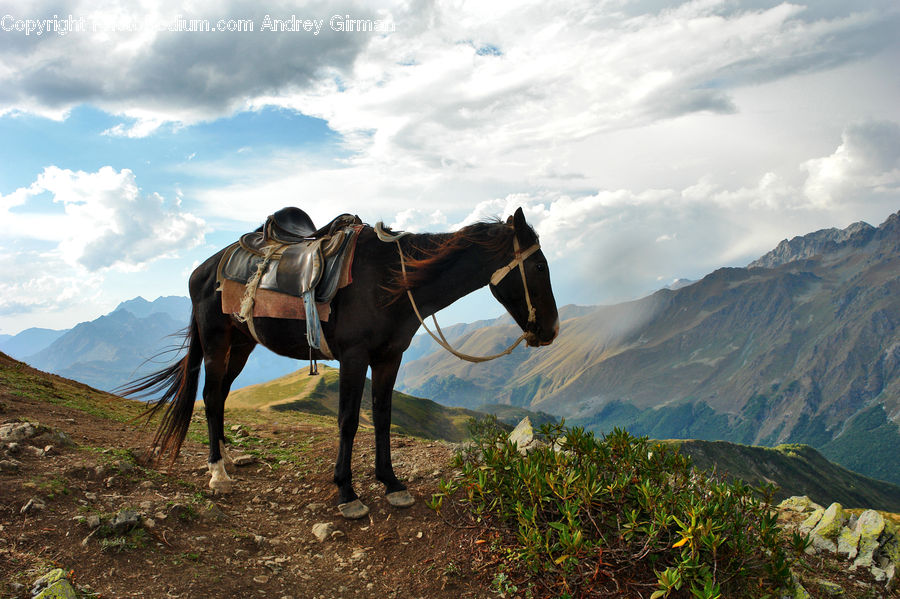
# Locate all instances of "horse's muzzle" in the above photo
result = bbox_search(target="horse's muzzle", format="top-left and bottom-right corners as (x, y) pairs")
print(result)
(525, 318), (559, 347)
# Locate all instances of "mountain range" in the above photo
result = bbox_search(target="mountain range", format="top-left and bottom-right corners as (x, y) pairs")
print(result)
(5, 296), (301, 393)
(6, 211), (898, 487)
(396, 211), (900, 486)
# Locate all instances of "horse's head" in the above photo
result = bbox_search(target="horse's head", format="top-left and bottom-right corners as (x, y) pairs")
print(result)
(490, 207), (560, 347)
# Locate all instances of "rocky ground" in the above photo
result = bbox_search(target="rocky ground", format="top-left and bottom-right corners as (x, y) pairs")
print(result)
(2, 353), (899, 598)
(0, 390), (493, 598)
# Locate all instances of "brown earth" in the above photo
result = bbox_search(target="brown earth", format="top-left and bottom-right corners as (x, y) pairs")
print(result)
(2, 353), (898, 598)
(0, 367), (493, 598)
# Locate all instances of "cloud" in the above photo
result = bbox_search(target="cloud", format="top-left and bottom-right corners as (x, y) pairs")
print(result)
(0, 166), (205, 271)
(447, 120), (900, 304)
(0, 0), (385, 132)
(803, 120), (900, 205)
(2, 0), (896, 150)
(0, 165), (204, 322)
(0, 250), (103, 316)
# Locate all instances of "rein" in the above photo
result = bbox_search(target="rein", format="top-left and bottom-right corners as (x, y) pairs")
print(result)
(375, 222), (540, 364)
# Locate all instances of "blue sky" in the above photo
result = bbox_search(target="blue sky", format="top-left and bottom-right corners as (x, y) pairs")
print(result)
(1, 0), (899, 334)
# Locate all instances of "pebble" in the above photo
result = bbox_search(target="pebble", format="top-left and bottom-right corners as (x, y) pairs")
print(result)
(312, 522), (335, 542)
(21, 498), (46, 514)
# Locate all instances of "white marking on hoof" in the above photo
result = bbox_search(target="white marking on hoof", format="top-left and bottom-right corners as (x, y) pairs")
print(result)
(208, 459), (233, 494)
(386, 490), (415, 508)
(219, 440), (235, 471)
(338, 499), (370, 519)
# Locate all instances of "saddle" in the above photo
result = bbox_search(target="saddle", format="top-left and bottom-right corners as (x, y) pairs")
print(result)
(217, 208), (364, 357)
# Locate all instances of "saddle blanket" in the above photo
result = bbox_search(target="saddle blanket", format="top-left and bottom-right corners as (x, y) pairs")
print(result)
(220, 278), (332, 321)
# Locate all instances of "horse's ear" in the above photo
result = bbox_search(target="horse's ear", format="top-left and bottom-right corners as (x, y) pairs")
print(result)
(513, 207), (526, 229)
(505, 214), (514, 225)
(511, 207), (535, 245)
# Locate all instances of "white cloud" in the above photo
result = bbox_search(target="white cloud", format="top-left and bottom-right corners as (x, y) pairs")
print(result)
(0, 250), (103, 316)
(0, 166), (204, 322)
(803, 120), (900, 206)
(448, 120), (900, 304)
(0, 166), (205, 271)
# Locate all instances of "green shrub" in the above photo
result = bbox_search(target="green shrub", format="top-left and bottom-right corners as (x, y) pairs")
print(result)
(430, 418), (791, 598)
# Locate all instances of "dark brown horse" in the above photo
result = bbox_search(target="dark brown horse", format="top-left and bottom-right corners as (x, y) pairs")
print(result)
(126, 207), (558, 518)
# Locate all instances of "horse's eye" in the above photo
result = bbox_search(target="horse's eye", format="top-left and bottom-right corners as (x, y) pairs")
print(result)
(536, 262), (546, 272)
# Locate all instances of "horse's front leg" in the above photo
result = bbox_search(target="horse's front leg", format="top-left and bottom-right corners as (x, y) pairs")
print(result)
(371, 354), (415, 508)
(334, 352), (369, 519)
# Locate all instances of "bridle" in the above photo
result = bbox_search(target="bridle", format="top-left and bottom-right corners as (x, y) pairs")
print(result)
(375, 222), (541, 363)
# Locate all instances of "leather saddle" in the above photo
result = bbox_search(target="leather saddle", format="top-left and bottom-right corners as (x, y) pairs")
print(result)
(265, 207), (358, 244)
(220, 209), (363, 302)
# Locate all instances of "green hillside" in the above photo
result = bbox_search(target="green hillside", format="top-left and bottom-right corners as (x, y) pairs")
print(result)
(228, 366), (482, 442)
(397, 211), (900, 486)
(670, 439), (900, 512)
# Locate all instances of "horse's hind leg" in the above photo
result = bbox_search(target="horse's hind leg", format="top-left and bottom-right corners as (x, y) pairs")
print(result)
(217, 335), (255, 472)
(202, 328), (254, 494)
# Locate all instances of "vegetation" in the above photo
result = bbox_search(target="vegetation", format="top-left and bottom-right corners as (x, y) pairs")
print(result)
(430, 418), (792, 598)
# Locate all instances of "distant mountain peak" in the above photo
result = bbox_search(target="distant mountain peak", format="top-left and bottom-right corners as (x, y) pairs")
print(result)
(113, 296), (191, 321)
(665, 278), (695, 291)
(749, 218), (878, 269)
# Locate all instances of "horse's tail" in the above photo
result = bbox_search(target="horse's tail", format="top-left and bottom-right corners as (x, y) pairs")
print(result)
(120, 311), (203, 464)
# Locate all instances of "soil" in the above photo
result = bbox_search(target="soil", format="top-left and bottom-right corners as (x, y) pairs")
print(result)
(2, 355), (897, 599)
(0, 391), (493, 599)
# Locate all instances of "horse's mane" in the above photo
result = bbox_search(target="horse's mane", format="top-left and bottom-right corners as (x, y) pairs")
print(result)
(382, 219), (517, 302)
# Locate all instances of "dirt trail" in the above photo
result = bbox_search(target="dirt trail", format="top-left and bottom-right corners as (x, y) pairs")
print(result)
(0, 391), (492, 598)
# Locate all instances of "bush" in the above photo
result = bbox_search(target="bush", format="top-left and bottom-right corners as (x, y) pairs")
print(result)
(429, 418), (792, 598)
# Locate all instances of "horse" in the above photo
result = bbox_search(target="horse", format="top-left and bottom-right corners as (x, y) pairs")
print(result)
(125, 206), (559, 519)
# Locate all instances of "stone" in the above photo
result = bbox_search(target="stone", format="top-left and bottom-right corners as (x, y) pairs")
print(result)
(508, 417), (534, 454)
(312, 522), (335, 542)
(813, 579), (844, 596)
(86, 514), (101, 529)
(35, 579), (79, 598)
(836, 526), (860, 559)
(21, 497), (46, 514)
(31, 569), (79, 599)
(808, 534), (837, 554)
(232, 454), (255, 466)
(304, 502), (326, 512)
(32, 568), (67, 590)
(0, 422), (37, 442)
(32, 430), (73, 447)
(811, 503), (846, 540)
(350, 548), (367, 561)
(799, 508), (825, 533)
(852, 509), (884, 569)
(110, 509), (141, 532)
(778, 496), (823, 513)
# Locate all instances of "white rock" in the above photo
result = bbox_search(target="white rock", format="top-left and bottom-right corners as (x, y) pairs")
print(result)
(312, 522), (335, 542)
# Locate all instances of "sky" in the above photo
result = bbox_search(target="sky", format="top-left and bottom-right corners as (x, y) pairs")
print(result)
(1, 0), (899, 335)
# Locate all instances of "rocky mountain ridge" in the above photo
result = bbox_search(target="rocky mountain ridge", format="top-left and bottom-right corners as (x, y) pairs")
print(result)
(396, 210), (900, 486)
(16, 296), (300, 393)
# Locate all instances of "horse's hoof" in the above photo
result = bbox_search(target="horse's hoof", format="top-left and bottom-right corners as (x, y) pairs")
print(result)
(386, 490), (415, 508)
(338, 499), (370, 519)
